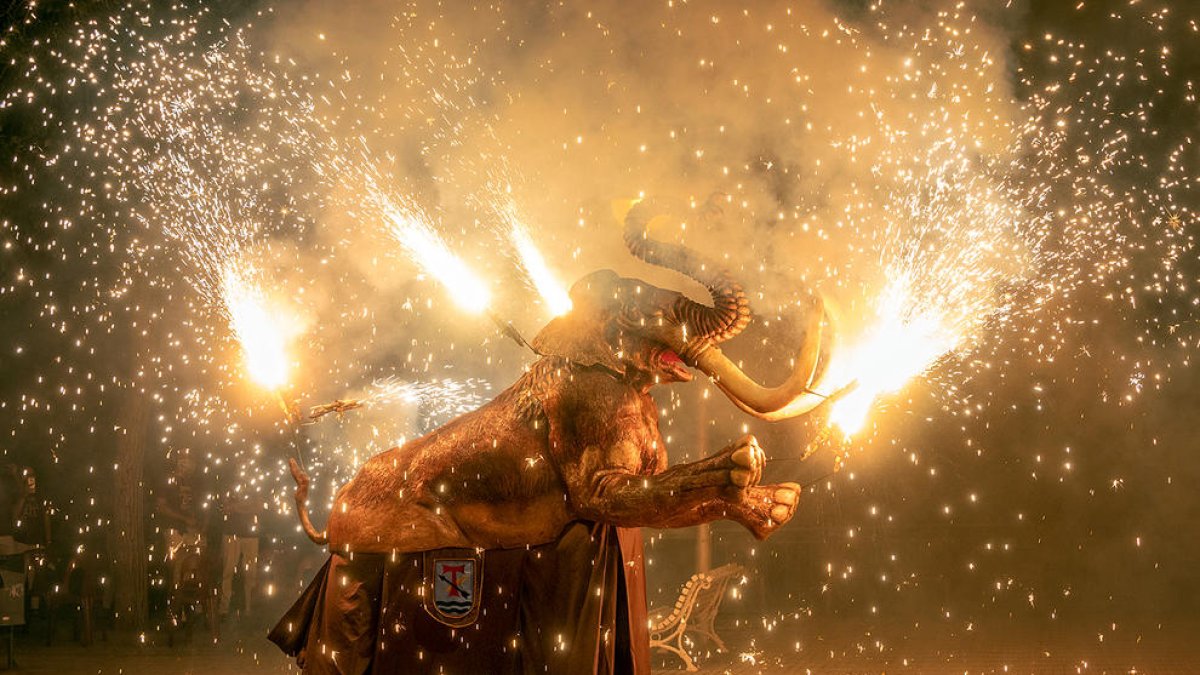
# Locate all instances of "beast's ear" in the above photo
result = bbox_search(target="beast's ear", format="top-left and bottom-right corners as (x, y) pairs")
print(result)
(531, 270), (626, 375)
(531, 312), (625, 375)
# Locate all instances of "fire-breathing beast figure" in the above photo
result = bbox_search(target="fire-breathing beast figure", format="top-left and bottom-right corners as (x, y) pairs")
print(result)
(270, 201), (840, 674)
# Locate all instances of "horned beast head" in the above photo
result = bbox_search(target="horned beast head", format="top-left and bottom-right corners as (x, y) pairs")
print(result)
(532, 200), (832, 420)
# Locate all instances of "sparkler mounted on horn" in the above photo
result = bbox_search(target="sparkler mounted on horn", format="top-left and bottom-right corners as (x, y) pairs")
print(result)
(217, 183), (567, 428)
(619, 199), (966, 448)
(376, 186), (569, 355)
(816, 272), (963, 440)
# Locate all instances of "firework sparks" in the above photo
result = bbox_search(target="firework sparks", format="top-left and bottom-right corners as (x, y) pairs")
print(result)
(387, 211), (491, 315)
(508, 220), (572, 316)
(221, 265), (291, 391)
(2, 0), (1197, 659)
(823, 276), (960, 436)
(363, 376), (492, 419)
(343, 162), (494, 315)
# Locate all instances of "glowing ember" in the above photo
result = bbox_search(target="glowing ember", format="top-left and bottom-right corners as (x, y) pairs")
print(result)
(509, 222), (572, 316)
(221, 266), (290, 390)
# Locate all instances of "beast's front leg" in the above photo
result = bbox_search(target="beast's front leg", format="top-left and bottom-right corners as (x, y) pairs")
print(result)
(662, 435), (803, 539)
(564, 434), (801, 539)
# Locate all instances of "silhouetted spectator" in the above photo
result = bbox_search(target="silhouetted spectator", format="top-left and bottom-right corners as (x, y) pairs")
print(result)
(0, 464), (36, 556)
(218, 488), (261, 616)
(14, 468), (50, 548)
(156, 452), (207, 593)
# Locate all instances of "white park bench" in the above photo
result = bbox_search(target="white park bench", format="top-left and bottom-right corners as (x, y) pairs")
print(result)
(649, 563), (745, 671)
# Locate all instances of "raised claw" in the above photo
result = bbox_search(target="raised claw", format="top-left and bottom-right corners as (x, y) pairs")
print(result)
(728, 434), (764, 488)
(736, 482), (801, 540)
(730, 445), (755, 468)
(767, 482), (801, 524)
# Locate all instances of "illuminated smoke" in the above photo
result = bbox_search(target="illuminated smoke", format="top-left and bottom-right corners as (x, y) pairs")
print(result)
(1, 3), (1194, 629)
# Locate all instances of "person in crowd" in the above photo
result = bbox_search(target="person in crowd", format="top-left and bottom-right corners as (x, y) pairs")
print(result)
(0, 464), (25, 556)
(14, 468), (51, 549)
(218, 486), (261, 617)
(155, 452), (207, 593)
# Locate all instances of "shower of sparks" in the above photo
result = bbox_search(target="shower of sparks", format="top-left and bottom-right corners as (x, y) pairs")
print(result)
(362, 376), (492, 419)
(221, 265), (291, 390)
(341, 158), (495, 316)
(507, 219), (573, 316)
(380, 201), (492, 315)
(0, 4), (1190, 453)
(812, 133), (1045, 435)
(824, 276), (958, 436)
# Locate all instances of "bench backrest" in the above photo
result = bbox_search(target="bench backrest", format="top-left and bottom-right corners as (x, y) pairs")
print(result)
(689, 563), (744, 626)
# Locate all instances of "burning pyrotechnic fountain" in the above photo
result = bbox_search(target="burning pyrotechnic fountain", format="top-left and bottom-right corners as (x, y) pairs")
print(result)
(369, 187), (537, 348)
(222, 266), (290, 390)
(806, 132), (1042, 439)
(381, 203), (492, 315)
(350, 166), (569, 348)
(822, 275), (961, 437)
(4, 1), (1196, 657)
(503, 206), (573, 317)
(220, 263), (302, 421)
(337, 159), (496, 317)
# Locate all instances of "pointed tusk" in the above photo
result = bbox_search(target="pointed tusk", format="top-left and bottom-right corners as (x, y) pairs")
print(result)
(686, 304), (826, 420)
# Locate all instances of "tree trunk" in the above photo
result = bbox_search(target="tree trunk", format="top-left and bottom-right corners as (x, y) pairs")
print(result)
(110, 391), (149, 630)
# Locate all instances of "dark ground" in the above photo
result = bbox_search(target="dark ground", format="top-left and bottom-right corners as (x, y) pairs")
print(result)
(5, 612), (1197, 674)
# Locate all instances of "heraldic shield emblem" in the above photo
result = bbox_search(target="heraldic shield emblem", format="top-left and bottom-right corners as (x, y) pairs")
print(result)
(422, 550), (484, 627)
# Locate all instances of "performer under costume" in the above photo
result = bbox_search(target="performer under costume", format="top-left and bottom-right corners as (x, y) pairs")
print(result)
(269, 522), (649, 675)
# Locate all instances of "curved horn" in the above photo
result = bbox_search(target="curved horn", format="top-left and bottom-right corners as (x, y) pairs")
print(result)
(623, 200), (750, 343)
(684, 303), (828, 421)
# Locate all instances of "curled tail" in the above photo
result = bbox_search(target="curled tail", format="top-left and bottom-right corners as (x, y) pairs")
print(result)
(288, 458), (329, 545)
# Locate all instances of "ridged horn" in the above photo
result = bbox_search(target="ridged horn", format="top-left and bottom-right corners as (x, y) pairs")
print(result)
(622, 200), (750, 343)
(684, 300), (829, 421)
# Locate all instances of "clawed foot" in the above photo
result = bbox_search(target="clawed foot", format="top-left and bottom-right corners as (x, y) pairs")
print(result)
(691, 435), (802, 538)
(735, 483), (802, 540)
(727, 434), (764, 488)
(720, 436), (802, 539)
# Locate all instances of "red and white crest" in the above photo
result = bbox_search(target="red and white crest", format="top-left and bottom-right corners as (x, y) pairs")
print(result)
(434, 559), (474, 616)
(423, 552), (483, 626)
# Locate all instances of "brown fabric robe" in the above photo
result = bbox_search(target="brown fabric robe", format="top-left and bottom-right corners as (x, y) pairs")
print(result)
(269, 522), (649, 674)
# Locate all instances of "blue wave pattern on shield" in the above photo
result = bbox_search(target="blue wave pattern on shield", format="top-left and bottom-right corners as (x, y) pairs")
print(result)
(433, 559), (475, 617)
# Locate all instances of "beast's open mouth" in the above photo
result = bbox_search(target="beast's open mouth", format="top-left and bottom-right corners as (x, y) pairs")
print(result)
(658, 349), (693, 381)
